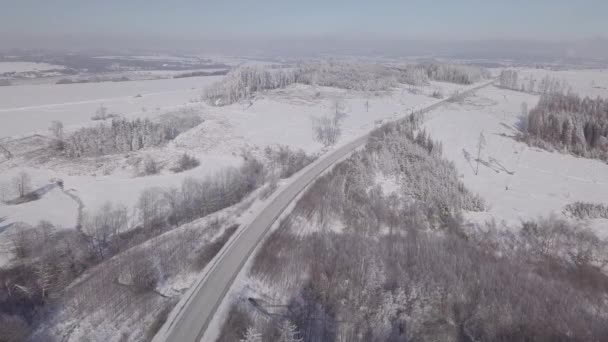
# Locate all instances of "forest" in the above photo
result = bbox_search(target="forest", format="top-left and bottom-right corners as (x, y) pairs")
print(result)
(218, 114), (608, 342)
(204, 62), (490, 106)
(61, 111), (202, 158)
(525, 92), (608, 160)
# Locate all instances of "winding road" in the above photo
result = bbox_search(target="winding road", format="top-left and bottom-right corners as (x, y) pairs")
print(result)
(152, 80), (494, 342)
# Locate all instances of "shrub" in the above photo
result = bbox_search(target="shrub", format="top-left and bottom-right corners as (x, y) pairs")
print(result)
(171, 153), (200, 173)
(129, 257), (159, 293)
(90, 105), (120, 121)
(564, 201), (608, 219)
(264, 145), (316, 178)
(139, 155), (162, 176)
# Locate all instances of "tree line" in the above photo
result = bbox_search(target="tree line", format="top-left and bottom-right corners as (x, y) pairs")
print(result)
(204, 62), (490, 106)
(56, 111), (202, 158)
(499, 69), (570, 95)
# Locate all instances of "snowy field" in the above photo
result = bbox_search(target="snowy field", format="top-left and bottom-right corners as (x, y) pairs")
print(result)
(0, 61), (65, 73)
(423, 76), (608, 236)
(2, 65), (608, 269)
(517, 68), (608, 98)
(0, 75), (223, 137)
(0, 74), (469, 260)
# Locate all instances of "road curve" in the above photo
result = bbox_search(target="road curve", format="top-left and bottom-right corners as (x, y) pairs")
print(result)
(152, 80), (494, 342)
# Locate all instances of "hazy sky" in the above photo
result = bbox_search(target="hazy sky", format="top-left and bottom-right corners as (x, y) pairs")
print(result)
(1, 0), (606, 41)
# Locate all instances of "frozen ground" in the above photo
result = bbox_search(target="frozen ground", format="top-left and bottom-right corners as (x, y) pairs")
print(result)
(423, 84), (608, 237)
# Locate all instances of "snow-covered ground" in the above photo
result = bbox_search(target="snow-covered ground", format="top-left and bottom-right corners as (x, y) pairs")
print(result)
(0, 80), (456, 224)
(0, 73), (471, 268)
(0, 61), (65, 73)
(0, 75), (222, 137)
(199, 81), (465, 154)
(515, 68), (608, 98)
(423, 83), (608, 237)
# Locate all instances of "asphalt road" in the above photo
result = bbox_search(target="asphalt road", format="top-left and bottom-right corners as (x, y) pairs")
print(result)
(152, 80), (494, 342)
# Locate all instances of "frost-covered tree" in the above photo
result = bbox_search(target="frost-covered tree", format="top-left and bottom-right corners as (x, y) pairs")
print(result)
(422, 63), (489, 85)
(64, 115), (199, 158)
(525, 92), (608, 160)
(278, 320), (303, 342)
(397, 65), (430, 86)
(499, 70), (519, 90)
(240, 327), (262, 342)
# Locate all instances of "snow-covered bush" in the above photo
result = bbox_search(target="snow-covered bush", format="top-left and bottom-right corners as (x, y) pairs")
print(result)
(431, 90), (443, 99)
(171, 153), (200, 173)
(90, 105), (120, 121)
(264, 145), (316, 178)
(139, 155), (162, 176)
(564, 201), (608, 219)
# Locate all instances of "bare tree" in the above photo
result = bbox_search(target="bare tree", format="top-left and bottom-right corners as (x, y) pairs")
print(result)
(475, 131), (486, 176)
(0, 142), (12, 159)
(312, 104), (346, 148)
(12, 171), (32, 198)
(137, 188), (169, 231)
(0, 181), (11, 202)
(516, 102), (529, 133)
(82, 202), (128, 259)
(331, 98), (346, 116)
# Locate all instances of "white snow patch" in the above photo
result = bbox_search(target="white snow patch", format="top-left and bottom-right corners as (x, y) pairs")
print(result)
(423, 85), (608, 234)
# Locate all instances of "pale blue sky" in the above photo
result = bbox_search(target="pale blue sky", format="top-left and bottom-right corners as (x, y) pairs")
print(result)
(1, 0), (606, 40)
